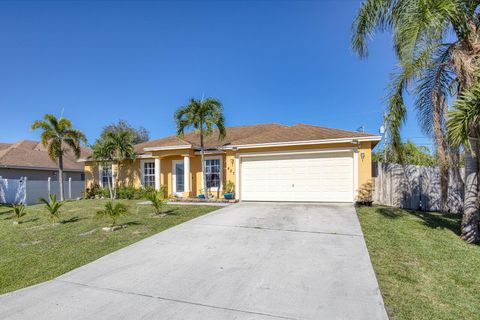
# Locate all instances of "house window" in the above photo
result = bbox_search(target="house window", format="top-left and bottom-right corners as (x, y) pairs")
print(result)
(80, 173), (85, 181)
(205, 158), (221, 189)
(100, 164), (113, 187)
(143, 161), (155, 187)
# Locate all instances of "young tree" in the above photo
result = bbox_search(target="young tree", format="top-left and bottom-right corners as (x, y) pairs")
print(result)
(101, 120), (149, 144)
(96, 201), (128, 227)
(92, 130), (135, 199)
(32, 114), (87, 201)
(352, 0), (480, 243)
(39, 194), (63, 225)
(174, 98), (226, 196)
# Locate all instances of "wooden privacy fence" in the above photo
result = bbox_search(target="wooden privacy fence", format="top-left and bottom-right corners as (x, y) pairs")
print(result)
(373, 162), (464, 214)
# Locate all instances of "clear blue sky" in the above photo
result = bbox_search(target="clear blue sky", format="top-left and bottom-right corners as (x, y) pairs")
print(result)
(0, 0), (430, 150)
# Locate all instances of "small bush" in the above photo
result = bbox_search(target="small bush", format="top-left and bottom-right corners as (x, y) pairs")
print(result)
(96, 201), (128, 227)
(39, 194), (63, 224)
(146, 187), (168, 215)
(12, 204), (26, 223)
(118, 186), (136, 200)
(356, 180), (374, 206)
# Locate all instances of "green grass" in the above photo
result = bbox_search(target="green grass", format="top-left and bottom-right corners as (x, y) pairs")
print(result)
(0, 199), (219, 294)
(356, 205), (480, 320)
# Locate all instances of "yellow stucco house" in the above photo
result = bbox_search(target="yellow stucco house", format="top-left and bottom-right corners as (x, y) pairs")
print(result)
(82, 123), (380, 202)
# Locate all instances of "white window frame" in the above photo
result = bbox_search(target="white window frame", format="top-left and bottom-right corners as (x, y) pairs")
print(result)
(140, 160), (156, 188)
(203, 155), (223, 192)
(98, 163), (114, 188)
(172, 159), (185, 195)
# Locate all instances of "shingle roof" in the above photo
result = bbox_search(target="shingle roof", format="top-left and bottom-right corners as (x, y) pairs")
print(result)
(136, 123), (379, 152)
(0, 140), (91, 171)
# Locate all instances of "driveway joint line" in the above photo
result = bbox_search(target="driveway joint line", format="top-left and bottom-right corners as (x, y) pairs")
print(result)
(54, 279), (298, 320)
(196, 223), (363, 237)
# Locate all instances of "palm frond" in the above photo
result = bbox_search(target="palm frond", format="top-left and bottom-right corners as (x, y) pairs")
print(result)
(448, 81), (480, 150)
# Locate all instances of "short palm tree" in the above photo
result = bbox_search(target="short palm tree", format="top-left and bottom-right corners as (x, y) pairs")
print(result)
(12, 204), (26, 224)
(39, 194), (63, 224)
(352, 0), (480, 243)
(146, 189), (167, 215)
(92, 130), (135, 199)
(174, 97), (226, 195)
(96, 201), (128, 227)
(32, 114), (87, 201)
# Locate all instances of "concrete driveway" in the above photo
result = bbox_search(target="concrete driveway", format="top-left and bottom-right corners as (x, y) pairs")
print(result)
(0, 203), (388, 320)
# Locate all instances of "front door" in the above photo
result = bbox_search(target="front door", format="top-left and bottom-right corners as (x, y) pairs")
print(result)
(173, 160), (184, 195)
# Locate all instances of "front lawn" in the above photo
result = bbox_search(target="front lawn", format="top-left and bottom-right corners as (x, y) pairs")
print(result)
(357, 205), (480, 320)
(0, 199), (219, 294)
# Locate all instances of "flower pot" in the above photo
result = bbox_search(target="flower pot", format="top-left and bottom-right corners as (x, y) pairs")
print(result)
(224, 193), (234, 200)
(198, 194), (206, 199)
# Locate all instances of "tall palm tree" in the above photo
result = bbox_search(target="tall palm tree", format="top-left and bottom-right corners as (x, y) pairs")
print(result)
(352, 0), (480, 243)
(32, 114), (87, 201)
(92, 130), (135, 199)
(174, 97), (226, 196)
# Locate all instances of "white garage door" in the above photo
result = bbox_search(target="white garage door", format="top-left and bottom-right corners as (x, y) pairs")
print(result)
(240, 151), (354, 202)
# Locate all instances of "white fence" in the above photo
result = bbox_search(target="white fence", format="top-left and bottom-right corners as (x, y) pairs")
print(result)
(0, 177), (85, 205)
(373, 162), (464, 214)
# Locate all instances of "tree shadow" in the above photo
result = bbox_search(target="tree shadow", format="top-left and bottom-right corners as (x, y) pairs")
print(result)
(162, 209), (177, 216)
(123, 221), (141, 226)
(0, 208), (13, 216)
(22, 217), (39, 224)
(61, 216), (84, 224)
(377, 206), (461, 235)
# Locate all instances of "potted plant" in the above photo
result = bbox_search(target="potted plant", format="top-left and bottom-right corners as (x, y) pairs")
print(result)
(223, 181), (235, 200)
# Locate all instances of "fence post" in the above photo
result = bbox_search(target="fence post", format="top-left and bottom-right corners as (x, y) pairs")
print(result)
(68, 177), (72, 199)
(23, 176), (27, 204)
(47, 177), (51, 195)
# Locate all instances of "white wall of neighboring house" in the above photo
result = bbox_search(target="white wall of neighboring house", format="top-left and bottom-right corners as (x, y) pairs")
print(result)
(0, 177), (85, 205)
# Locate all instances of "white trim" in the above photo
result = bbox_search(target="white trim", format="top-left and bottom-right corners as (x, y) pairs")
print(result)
(183, 156), (190, 193)
(154, 158), (161, 191)
(172, 160), (185, 196)
(221, 136), (381, 150)
(202, 155), (223, 192)
(143, 145), (192, 152)
(140, 159), (156, 188)
(194, 150), (226, 155)
(235, 156), (240, 200)
(353, 148), (359, 201)
(136, 154), (154, 159)
(236, 147), (356, 158)
(98, 163), (114, 188)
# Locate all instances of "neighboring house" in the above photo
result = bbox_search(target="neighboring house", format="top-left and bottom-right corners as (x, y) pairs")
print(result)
(83, 123), (381, 202)
(0, 140), (90, 181)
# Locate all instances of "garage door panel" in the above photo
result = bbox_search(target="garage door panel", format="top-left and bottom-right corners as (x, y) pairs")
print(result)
(241, 152), (354, 202)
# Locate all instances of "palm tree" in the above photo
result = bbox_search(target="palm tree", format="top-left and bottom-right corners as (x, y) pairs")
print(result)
(352, 0), (480, 243)
(174, 97), (226, 196)
(32, 114), (87, 201)
(96, 201), (128, 227)
(92, 130), (135, 199)
(39, 194), (63, 224)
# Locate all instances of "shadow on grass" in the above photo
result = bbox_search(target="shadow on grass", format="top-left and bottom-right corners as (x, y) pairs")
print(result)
(162, 209), (178, 216)
(124, 221), (141, 226)
(22, 217), (40, 224)
(376, 206), (461, 235)
(61, 216), (84, 224)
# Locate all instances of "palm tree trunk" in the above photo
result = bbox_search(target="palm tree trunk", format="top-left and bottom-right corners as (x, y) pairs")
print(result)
(433, 94), (449, 212)
(461, 138), (479, 243)
(58, 154), (64, 201)
(200, 128), (207, 197)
